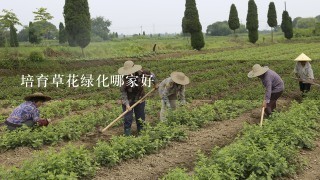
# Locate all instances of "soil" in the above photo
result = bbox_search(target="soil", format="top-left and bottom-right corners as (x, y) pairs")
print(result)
(93, 109), (260, 180)
(93, 99), (292, 180)
(286, 139), (320, 180)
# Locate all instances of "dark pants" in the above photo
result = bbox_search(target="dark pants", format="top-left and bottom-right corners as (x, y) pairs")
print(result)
(265, 91), (283, 118)
(5, 120), (36, 131)
(122, 101), (146, 132)
(299, 82), (311, 93)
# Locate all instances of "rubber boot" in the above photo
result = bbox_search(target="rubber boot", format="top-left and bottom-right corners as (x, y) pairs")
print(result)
(124, 128), (131, 136)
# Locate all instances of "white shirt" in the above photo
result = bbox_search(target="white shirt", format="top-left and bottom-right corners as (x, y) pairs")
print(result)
(294, 62), (314, 80)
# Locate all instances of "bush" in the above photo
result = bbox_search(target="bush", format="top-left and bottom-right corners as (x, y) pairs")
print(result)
(29, 51), (45, 62)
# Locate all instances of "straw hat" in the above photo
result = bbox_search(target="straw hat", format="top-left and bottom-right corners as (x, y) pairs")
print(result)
(118, 61), (142, 75)
(24, 92), (52, 101)
(170, 72), (190, 85)
(247, 64), (269, 78)
(294, 53), (311, 61)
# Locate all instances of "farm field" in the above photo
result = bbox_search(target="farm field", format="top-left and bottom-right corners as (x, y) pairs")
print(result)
(0, 36), (320, 179)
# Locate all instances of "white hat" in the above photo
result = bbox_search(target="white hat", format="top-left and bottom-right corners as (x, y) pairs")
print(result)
(170, 72), (190, 85)
(118, 61), (142, 75)
(294, 53), (311, 61)
(247, 64), (269, 78)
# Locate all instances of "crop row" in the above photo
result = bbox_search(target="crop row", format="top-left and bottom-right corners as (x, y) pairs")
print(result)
(0, 100), (258, 179)
(162, 100), (320, 179)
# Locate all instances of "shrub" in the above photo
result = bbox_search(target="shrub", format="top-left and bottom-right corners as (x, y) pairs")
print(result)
(29, 51), (45, 62)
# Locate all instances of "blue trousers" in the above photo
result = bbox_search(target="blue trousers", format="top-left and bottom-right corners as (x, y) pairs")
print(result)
(122, 101), (145, 131)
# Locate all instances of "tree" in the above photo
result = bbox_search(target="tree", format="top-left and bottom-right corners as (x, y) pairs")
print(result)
(246, 0), (259, 43)
(0, 9), (21, 28)
(182, 0), (202, 34)
(267, 2), (277, 42)
(0, 9), (21, 46)
(228, 4), (240, 37)
(33, 7), (54, 40)
(32, 21), (58, 40)
(316, 15), (320, 22)
(295, 18), (316, 29)
(64, 0), (91, 55)
(33, 8), (53, 22)
(91, 16), (111, 40)
(292, 17), (302, 28)
(281, 10), (293, 40)
(191, 31), (205, 50)
(29, 22), (41, 44)
(9, 24), (18, 47)
(18, 26), (29, 42)
(59, 22), (67, 44)
(207, 21), (246, 36)
(182, 0), (205, 50)
(0, 24), (6, 47)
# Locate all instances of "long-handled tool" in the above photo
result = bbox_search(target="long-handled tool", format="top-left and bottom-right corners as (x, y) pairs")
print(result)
(260, 106), (265, 127)
(292, 77), (320, 88)
(100, 88), (156, 133)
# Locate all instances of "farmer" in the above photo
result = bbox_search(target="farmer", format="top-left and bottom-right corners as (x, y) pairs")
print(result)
(5, 92), (51, 131)
(159, 72), (190, 121)
(118, 61), (157, 136)
(293, 53), (314, 95)
(248, 64), (284, 118)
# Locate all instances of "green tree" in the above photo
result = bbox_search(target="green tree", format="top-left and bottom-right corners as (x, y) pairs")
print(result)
(29, 22), (41, 44)
(316, 15), (320, 22)
(0, 24), (6, 47)
(182, 0), (202, 34)
(295, 18), (316, 29)
(246, 0), (259, 43)
(0, 9), (21, 46)
(292, 17), (302, 28)
(191, 31), (205, 50)
(91, 16), (111, 40)
(33, 7), (54, 40)
(64, 0), (91, 55)
(18, 26), (29, 42)
(281, 10), (293, 40)
(267, 2), (277, 42)
(182, 0), (205, 50)
(228, 4), (240, 37)
(9, 24), (18, 47)
(32, 21), (58, 40)
(59, 22), (67, 44)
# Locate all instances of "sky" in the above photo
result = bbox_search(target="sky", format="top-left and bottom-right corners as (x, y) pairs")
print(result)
(0, 0), (319, 35)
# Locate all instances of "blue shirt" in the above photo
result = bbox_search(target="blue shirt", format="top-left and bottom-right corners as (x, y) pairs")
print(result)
(7, 101), (40, 125)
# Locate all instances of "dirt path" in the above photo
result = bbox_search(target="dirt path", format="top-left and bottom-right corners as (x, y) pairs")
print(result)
(290, 139), (320, 180)
(93, 108), (260, 180)
(93, 99), (292, 180)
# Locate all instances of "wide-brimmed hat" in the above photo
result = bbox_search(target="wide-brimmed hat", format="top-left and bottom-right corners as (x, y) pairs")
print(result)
(247, 64), (269, 78)
(170, 72), (190, 85)
(118, 61), (142, 75)
(294, 53), (312, 61)
(24, 92), (52, 101)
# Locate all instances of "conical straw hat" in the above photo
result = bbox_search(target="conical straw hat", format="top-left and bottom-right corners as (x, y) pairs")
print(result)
(294, 53), (311, 61)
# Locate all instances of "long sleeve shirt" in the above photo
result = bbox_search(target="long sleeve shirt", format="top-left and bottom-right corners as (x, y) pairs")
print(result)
(294, 62), (314, 80)
(121, 70), (157, 106)
(260, 70), (284, 103)
(158, 77), (186, 107)
(7, 101), (40, 125)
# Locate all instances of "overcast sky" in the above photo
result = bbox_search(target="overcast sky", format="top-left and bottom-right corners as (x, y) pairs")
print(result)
(0, 0), (319, 35)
